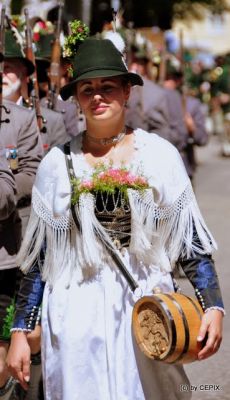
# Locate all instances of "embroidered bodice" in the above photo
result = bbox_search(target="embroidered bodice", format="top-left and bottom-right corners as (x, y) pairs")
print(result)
(95, 190), (131, 248)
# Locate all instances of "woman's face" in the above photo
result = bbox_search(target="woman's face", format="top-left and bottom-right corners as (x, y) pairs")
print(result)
(76, 76), (130, 124)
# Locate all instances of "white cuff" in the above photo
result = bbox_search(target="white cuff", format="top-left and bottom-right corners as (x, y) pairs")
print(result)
(204, 306), (226, 316)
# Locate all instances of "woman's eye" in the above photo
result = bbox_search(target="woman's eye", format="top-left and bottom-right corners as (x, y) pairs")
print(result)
(83, 88), (94, 95)
(101, 86), (114, 94)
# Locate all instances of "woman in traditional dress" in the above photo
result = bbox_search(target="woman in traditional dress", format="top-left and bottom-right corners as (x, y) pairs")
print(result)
(7, 37), (224, 400)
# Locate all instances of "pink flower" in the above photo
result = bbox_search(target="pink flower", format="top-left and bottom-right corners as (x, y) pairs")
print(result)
(80, 180), (93, 190)
(127, 176), (136, 185)
(135, 177), (148, 185)
(92, 168), (147, 187)
(98, 171), (106, 178)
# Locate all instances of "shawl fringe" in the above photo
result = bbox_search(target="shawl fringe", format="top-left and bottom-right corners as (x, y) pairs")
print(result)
(17, 183), (217, 285)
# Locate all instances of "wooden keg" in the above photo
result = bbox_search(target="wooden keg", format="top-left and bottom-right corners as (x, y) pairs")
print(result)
(132, 292), (204, 364)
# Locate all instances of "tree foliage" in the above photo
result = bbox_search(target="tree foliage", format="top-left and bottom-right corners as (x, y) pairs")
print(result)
(121, 0), (230, 30)
(173, 0), (230, 21)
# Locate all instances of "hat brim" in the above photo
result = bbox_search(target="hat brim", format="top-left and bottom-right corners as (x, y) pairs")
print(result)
(35, 58), (50, 68)
(60, 70), (143, 101)
(6, 56), (35, 76)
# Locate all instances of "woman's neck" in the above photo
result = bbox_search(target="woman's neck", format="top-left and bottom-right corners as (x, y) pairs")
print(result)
(86, 113), (125, 139)
(82, 127), (134, 167)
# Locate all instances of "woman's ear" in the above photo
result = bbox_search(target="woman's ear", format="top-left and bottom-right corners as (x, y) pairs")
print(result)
(124, 83), (131, 101)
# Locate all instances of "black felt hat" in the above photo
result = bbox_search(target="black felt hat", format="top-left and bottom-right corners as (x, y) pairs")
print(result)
(60, 38), (143, 101)
(5, 30), (35, 76)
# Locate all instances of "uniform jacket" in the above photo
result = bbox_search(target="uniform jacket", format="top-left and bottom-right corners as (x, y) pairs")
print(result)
(0, 100), (43, 270)
(39, 106), (71, 150)
(184, 96), (209, 178)
(41, 97), (79, 137)
(125, 77), (170, 138)
(0, 153), (16, 220)
(125, 77), (188, 152)
(186, 96), (208, 146)
(164, 88), (188, 152)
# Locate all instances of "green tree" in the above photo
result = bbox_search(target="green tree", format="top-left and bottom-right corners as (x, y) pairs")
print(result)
(173, 0), (230, 21)
(121, 0), (230, 29)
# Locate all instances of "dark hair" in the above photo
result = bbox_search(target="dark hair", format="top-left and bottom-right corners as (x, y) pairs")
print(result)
(120, 75), (131, 87)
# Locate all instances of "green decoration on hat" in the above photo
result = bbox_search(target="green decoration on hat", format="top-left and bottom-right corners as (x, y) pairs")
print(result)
(63, 19), (90, 59)
(4, 29), (34, 76)
(60, 38), (143, 101)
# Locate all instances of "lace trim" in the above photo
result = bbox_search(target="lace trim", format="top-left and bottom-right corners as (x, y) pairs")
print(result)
(32, 183), (195, 231)
(205, 306), (226, 316)
(10, 328), (32, 333)
(32, 187), (73, 230)
(156, 186), (194, 218)
(128, 185), (194, 220)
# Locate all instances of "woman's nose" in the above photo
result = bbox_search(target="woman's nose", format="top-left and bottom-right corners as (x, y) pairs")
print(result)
(93, 92), (103, 101)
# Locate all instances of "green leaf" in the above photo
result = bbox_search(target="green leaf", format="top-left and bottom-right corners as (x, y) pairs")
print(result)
(1, 299), (16, 340)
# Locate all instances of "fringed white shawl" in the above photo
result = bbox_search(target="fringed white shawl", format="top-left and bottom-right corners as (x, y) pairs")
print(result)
(17, 129), (217, 285)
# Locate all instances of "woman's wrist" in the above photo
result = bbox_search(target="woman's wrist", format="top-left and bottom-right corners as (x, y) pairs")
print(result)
(204, 306), (226, 316)
(11, 329), (30, 338)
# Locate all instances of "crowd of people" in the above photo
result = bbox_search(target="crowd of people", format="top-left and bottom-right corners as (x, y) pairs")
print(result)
(0, 6), (226, 400)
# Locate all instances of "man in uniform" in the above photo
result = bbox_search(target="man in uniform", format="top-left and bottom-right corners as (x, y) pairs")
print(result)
(3, 29), (69, 155)
(33, 23), (82, 136)
(164, 65), (208, 181)
(125, 50), (188, 153)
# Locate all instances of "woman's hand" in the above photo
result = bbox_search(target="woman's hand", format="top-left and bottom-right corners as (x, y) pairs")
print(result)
(197, 309), (223, 360)
(6, 331), (31, 391)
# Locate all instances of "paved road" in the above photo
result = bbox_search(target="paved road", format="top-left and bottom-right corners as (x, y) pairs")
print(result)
(179, 136), (230, 400)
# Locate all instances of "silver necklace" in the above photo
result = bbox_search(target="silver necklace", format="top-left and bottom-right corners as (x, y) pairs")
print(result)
(85, 129), (126, 146)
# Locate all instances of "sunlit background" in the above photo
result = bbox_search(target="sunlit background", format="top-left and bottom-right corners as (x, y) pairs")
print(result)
(1, 0), (230, 59)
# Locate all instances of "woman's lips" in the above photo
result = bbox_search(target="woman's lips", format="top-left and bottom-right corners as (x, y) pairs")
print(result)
(92, 105), (108, 113)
